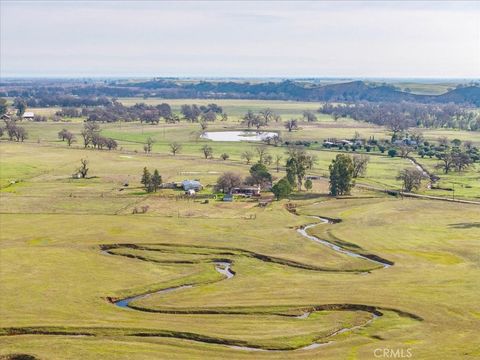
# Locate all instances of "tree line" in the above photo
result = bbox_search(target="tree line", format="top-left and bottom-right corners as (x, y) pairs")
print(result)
(3, 79), (478, 105)
(318, 101), (480, 131)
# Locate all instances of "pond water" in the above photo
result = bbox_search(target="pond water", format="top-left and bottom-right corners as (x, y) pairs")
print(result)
(201, 131), (277, 142)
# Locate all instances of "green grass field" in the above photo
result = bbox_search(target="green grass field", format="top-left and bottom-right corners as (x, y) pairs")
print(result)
(1, 99), (479, 359)
(10, 110), (480, 200)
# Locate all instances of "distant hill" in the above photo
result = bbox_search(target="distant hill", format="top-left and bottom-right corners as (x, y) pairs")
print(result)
(1, 79), (478, 106)
(126, 80), (480, 105)
(435, 86), (480, 105)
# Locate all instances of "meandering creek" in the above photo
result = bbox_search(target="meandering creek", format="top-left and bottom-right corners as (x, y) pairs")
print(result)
(1, 215), (418, 351)
(298, 216), (392, 268)
(107, 215), (394, 351)
(114, 261), (234, 309)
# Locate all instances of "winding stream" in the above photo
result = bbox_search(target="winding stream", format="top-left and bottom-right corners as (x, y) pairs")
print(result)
(297, 216), (392, 268)
(107, 216), (393, 351)
(1, 209), (422, 352)
(113, 216), (389, 310)
(114, 261), (234, 308)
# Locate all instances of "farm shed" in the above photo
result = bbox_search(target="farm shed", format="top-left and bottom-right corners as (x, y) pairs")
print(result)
(232, 186), (261, 197)
(182, 180), (203, 191)
(22, 112), (35, 119)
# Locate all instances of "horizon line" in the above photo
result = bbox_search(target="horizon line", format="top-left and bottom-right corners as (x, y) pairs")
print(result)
(1, 75), (479, 81)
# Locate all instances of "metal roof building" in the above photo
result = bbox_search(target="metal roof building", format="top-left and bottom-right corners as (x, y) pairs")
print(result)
(181, 180), (203, 191)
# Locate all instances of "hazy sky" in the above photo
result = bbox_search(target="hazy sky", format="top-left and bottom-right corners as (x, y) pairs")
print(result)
(1, 1), (479, 78)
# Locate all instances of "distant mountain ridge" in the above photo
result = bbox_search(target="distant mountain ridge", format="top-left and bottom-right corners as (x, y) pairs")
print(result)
(124, 80), (480, 105)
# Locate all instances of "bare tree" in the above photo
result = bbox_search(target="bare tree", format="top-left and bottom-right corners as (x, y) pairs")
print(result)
(386, 113), (409, 137)
(105, 138), (117, 150)
(201, 110), (217, 122)
(169, 142), (182, 156)
(200, 120), (208, 131)
(215, 172), (243, 193)
(144, 137), (154, 153)
(15, 126), (27, 142)
(241, 110), (258, 128)
(201, 144), (213, 159)
(352, 154), (370, 178)
(397, 168), (425, 192)
(302, 110), (317, 122)
(409, 129), (424, 145)
(77, 159), (89, 179)
(241, 150), (254, 164)
(255, 145), (269, 164)
(452, 151), (472, 172)
(259, 108), (274, 124)
(81, 122), (100, 148)
(398, 145), (414, 158)
(284, 119), (299, 132)
(435, 153), (455, 174)
(58, 129), (68, 141)
(4, 120), (27, 142)
(65, 131), (76, 146)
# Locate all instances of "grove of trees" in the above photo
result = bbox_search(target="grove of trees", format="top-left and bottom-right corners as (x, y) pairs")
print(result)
(141, 167), (162, 193)
(318, 101), (480, 132)
(329, 154), (354, 196)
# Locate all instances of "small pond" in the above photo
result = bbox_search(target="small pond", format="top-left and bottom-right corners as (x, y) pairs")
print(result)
(201, 131), (277, 142)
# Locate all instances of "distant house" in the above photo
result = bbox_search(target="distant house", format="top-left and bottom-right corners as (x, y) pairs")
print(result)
(232, 186), (260, 197)
(181, 180), (203, 191)
(323, 139), (357, 148)
(0, 114), (11, 120)
(22, 112), (35, 120)
(393, 139), (417, 146)
(161, 182), (177, 189)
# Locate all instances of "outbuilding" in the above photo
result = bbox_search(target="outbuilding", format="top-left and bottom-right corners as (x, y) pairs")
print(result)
(232, 186), (261, 197)
(22, 112), (35, 120)
(181, 180), (203, 191)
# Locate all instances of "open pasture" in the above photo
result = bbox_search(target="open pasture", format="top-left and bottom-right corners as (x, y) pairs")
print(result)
(1, 136), (479, 359)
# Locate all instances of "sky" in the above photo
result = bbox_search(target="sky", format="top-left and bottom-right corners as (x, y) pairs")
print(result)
(1, 1), (479, 78)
